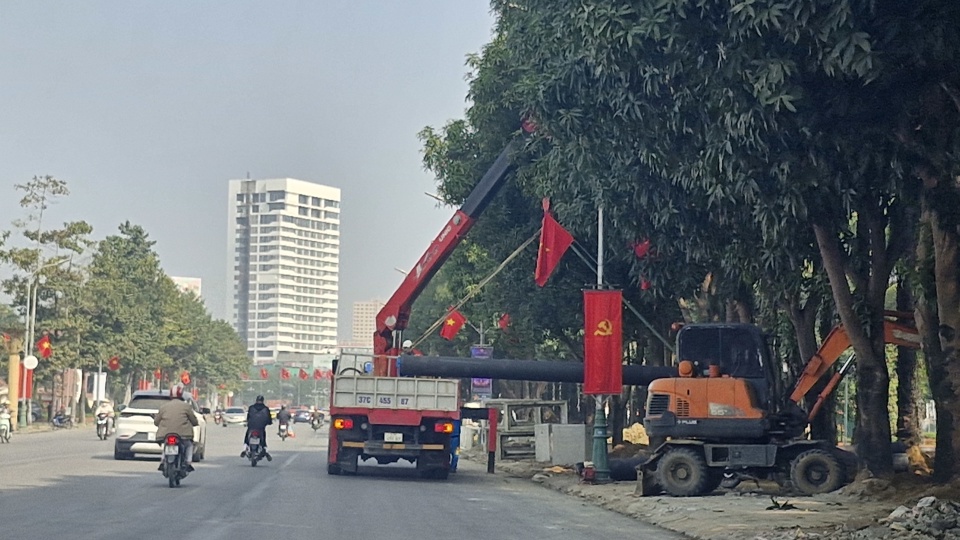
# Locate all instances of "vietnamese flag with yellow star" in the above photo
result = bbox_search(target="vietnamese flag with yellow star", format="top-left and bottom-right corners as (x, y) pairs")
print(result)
(439, 310), (466, 340)
(534, 200), (574, 287)
(36, 335), (53, 359)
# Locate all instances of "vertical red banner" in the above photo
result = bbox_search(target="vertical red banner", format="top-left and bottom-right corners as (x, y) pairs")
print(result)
(583, 289), (623, 395)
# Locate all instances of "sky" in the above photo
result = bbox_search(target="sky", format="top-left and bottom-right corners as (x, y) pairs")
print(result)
(0, 2), (497, 339)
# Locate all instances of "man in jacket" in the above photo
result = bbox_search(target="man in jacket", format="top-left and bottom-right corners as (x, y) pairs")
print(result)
(242, 395), (273, 460)
(154, 386), (199, 471)
(276, 404), (292, 436)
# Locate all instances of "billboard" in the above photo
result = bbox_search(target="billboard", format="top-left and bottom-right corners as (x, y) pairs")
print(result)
(470, 345), (493, 400)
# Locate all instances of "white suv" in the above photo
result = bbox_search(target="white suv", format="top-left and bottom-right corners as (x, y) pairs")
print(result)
(114, 390), (208, 461)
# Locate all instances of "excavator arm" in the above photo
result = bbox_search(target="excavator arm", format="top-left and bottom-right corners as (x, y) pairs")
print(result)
(373, 124), (532, 362)
(788, 311), (921, 422)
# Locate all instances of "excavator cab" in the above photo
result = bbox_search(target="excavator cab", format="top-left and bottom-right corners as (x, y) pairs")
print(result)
(644, 324), (774, 442)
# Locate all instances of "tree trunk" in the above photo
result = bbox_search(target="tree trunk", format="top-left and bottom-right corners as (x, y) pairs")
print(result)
(786, 298), (836, 442)
(814, 223), (893, 475)
(896, 277), (921, 446)
(930, 192), (960, 482)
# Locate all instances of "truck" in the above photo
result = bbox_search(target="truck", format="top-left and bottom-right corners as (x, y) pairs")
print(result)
(637, 312), (921, 496)
(326, 123), (533, 478)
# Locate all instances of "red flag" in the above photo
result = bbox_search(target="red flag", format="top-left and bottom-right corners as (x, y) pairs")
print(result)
(180, 371), (191, 385)
(19, 364), (34, 399)
(313, 369), (323, 380)
(299, 368), (308, 380)
(36, 335), (53, 359)
(583, 290), (623, 395)
(535, 200), (574, 287)
(108, 356), (121, 371)
(632, 238), (652, 259)
(439, 310), (467, 340)
(323, 369), (333, 381)
(260, 367), (269, 380)
(498, 313), (511, 331)
(280, 368), (291, 380)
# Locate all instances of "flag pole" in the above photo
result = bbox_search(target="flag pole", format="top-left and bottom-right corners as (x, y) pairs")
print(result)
(591, 206), (612, 483)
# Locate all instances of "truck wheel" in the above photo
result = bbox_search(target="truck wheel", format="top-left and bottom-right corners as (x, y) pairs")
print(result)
(327, 463), (342, 475)
(790, 449), (843, 495)
(657, 447), (712, 496)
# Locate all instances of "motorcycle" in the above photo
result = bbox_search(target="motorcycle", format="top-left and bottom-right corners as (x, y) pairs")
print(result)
(96, 413), (111, 440)
(161, 433), (189, 488)
(278, 423), (289, 441)
(311, 414), (324, 431)
(247, 429), (265, 466)
(213, 411), (223, 425)
(51, 413), (73, 429)
(0, 410), (11, 443)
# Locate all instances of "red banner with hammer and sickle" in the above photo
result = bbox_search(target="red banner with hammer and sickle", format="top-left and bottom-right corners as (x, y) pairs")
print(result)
(583, 289), (623, 395)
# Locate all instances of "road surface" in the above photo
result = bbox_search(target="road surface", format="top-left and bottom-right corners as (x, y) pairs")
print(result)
(0, 419), (683, 540)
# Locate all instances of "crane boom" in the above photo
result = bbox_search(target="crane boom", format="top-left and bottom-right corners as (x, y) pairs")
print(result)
(373, 136), (525, 358)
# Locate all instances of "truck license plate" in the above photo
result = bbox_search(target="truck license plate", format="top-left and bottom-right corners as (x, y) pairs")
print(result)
(163, 445), (179, 455)
(384, 432), (402, 443)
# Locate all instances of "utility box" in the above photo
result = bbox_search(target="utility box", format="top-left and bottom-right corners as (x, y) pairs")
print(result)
(535, 424), (588, 466)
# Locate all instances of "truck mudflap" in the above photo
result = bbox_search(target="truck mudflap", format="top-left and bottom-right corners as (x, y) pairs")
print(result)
(342, 441), (446, 455)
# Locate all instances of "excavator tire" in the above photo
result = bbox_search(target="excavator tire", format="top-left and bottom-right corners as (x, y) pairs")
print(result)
(790, 449), (843, 495)
(657, 447), (712, 497)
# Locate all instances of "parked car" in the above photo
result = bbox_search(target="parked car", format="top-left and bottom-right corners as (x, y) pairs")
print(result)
(222, 406), (246, 426)
(114, 390), (208, 461)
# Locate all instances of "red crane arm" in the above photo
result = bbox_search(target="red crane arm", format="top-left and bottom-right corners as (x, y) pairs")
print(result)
(373, 137), (524, 357)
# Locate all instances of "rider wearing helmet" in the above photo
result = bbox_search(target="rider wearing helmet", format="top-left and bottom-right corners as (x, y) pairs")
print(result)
(242, 395), (273, 460)
(276, 404), (292, 436)
(154, 386), (199, 471)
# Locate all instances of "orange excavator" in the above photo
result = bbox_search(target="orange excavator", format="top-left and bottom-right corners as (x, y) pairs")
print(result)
(638, 311), (920, 497)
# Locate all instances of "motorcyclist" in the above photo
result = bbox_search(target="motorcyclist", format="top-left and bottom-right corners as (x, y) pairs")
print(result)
(153, 386), (199, 472)
(0, 400), (12, 434)
(309, 406), (323, 428)
(276, 404), (292, 436)
(242, 395), (272, 460)
(95, 400), (115, 433)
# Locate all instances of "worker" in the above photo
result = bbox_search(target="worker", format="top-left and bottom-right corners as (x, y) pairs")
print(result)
(401, 339), (423, 356)
(242, 395), (273, 461)
(449, 418), (462, 473)
(153, 386), (199, 472)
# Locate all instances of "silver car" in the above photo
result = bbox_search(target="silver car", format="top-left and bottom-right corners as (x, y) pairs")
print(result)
(222, 406), (246, 426)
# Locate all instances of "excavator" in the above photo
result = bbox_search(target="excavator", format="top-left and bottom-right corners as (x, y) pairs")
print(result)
(638, 311), (921, 496)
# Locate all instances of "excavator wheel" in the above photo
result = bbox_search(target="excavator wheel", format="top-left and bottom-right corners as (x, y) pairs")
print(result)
(790, 449), (843, 495)
(657, 447), (712, 497)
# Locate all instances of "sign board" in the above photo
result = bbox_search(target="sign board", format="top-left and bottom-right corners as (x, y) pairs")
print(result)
(470, 346), (493, 400)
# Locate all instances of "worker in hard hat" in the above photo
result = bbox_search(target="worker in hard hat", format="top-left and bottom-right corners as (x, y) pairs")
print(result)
(400, 339), (423, 356)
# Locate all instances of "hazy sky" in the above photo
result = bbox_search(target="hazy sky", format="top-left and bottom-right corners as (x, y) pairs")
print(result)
(0, 2), (496, 339)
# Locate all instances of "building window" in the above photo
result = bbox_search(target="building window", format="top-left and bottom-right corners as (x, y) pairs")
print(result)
(324, 199), (339, 208)
(259, 215), (278, 224)
(298, 207), (309, 216)
(299, 194), (308, 204)
(268, 190), (285, 201)
(311, 209), (321, 218)
(268, 202), (285, 211)
(236, 194), (245, 202)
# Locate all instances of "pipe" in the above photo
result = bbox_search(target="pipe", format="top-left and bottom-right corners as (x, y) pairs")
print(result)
(397, 356), (677, 386)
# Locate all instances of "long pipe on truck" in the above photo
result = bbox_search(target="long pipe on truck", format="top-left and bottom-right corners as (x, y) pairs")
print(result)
(396, 356), (677, 386)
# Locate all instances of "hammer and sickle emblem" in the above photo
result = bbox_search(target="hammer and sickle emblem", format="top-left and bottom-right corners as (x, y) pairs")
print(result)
(594, 319), (613, 336)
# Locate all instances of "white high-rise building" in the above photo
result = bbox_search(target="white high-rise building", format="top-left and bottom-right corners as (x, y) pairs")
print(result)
(351, 299), (385, 349)
(227, 178), (341, 363)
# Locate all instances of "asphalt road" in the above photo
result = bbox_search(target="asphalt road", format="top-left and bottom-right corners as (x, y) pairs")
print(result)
(0, 420), (683, 540)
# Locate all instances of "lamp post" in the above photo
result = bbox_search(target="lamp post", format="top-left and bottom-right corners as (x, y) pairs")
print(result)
(19, 258), (69, 428)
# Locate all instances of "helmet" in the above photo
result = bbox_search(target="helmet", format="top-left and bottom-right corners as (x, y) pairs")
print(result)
(169, 386), (184, 399)
(402, 339), (413, 350)
(255, 395), (265, 403)
(280, 404), (286, 410)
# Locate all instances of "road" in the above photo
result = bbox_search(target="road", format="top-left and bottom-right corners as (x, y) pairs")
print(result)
(0, 420), (683, 540)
